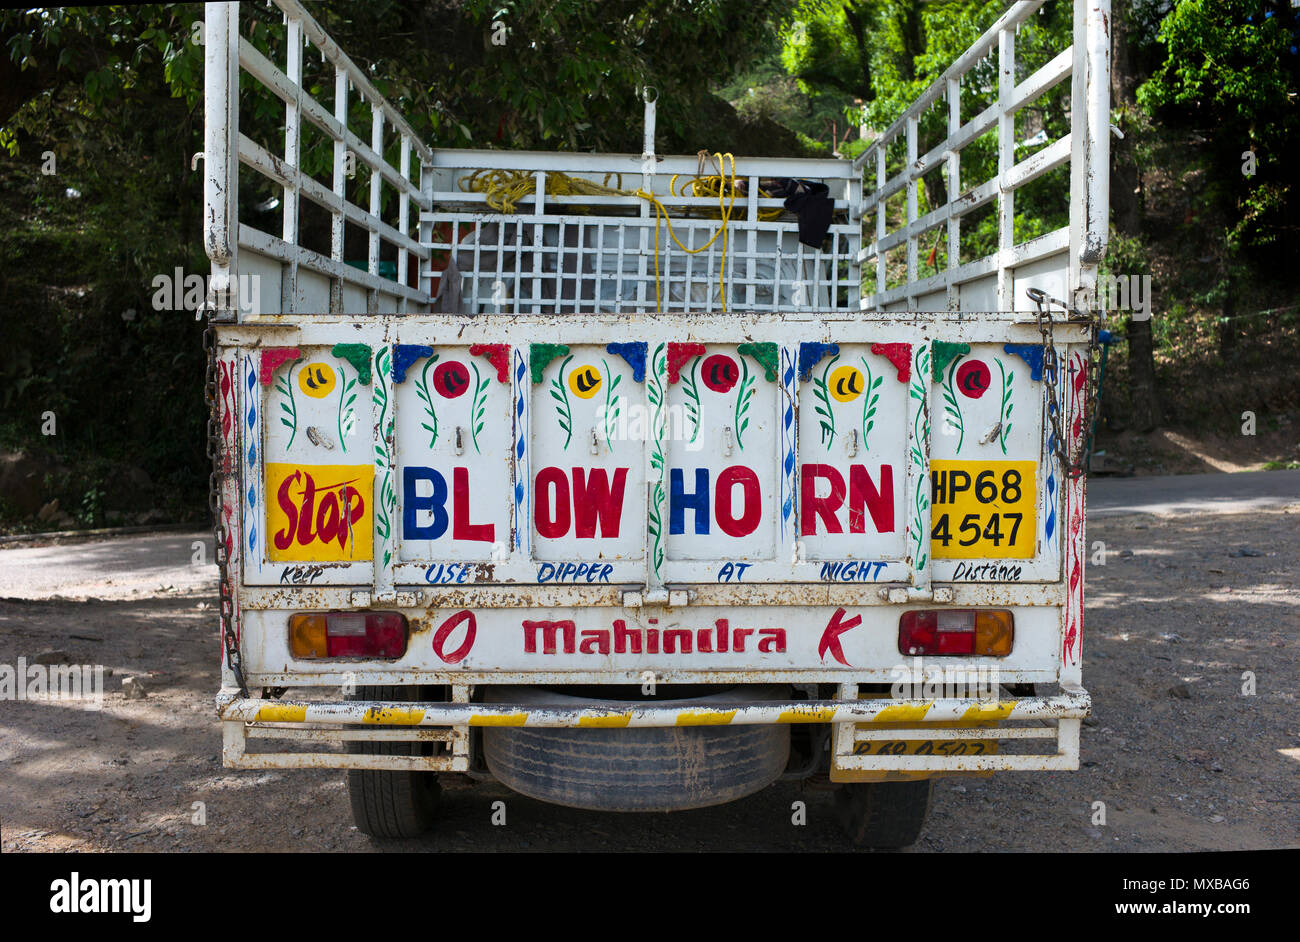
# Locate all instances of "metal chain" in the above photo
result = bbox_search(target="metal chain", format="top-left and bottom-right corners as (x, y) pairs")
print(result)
(203, 309), (249, 699)
(1027, 287), (1102, 480)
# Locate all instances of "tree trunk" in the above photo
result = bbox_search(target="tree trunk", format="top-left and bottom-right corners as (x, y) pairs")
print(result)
(1125, 317), (1160, 431)
(1111, 1), (1161, 431)
(1218, 266), (1237, 359)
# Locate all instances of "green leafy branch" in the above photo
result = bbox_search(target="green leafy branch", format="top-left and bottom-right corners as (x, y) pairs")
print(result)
(549, 354), (574, 450)
(470, 361), (490, 454)
(275, 360), (301, 449)
(647, 343), (667, 578)
(813, 354), (839, 448)
(682, 356), (702, 444)
(374, 347), (394, 567)
(601, 358), (623, 451)
(941, 359), (965, 452)
(908, 345), (928, 471)
(997, 360), (1014, 455)
(337, 365), (358, 454)
(909, 344), (930, 572)
(913, 473), (929, 572)
(378, 471), (396, 566)
(734, 355), (755, 450)
(414, 353), (441, 448)
(647, 346), (664, 468)
(373, 352), (391, 471)
(860, 356), (881, 452)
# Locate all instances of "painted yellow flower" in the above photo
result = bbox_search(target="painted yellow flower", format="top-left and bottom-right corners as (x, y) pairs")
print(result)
(829, 364), (865, 402)
(298, 362), (337, 398)
(568, 363), (602, 399)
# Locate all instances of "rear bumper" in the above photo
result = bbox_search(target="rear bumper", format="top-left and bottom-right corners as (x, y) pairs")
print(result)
(218, 685), (1089, 727)
(217, 684), (1089, 774)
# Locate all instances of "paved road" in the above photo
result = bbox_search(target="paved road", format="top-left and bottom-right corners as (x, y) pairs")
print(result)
(1087, 468), (1300, 517)
(0, 470), (1295, 597)
(0, 530), (214, 600)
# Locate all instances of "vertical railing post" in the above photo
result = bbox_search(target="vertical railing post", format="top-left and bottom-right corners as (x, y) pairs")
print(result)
(330, 67), (348, 313)
(281, 12), (302, 316)
(1077, 0), (1111, 305)
(368, 103), (383, 313)
(642, 90), (657, 178)
(946, 77), (961, 311)
(419, 158), (434, 311)
(875, 145), (886, 302)
(1068, 0), (1088, 309)
(846, 165), (862, 309)
(532, 170), (546, 315)
(204, 2), (240, 317)
(398, 135), (411, 312)
(996, 26), (1015, 312)
(746, 174), (758, 310)
(905, 115), (918, 309)
(638, 88), (656, 312)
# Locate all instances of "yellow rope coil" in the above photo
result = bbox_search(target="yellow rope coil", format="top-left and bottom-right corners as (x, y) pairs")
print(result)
(458, 167), (626, 214)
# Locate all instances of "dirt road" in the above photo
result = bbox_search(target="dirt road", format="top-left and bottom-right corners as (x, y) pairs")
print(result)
(1, 473), (1297, 852)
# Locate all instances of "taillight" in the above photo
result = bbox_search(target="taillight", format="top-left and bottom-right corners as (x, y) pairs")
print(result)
(898, 609), (1013, 656)
(288, 612), (408, 659)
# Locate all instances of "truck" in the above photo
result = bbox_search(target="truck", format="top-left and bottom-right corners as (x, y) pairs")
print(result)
(204, 0), (1110, 847)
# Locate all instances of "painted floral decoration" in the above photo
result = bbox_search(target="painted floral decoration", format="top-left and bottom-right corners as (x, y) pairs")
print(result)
(956, 359), (991, 399)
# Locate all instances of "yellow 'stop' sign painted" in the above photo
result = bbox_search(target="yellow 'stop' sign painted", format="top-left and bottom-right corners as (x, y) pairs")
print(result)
(266, 463), (374, 562)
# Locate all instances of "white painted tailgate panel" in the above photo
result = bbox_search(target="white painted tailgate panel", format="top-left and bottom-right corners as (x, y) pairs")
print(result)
(233, 314), (1075, 592)
(240, 604), (1061, 679)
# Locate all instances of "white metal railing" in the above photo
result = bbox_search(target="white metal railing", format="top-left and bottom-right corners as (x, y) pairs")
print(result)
(204, 0), (434, 317)
(855, 0), (1110, 313)
(423, 148), (862, 315)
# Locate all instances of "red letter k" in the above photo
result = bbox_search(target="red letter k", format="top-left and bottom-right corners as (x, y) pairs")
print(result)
(818, 607), (861, 667)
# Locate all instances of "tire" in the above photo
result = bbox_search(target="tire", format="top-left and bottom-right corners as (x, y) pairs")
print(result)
(345, 685), (441, 838)
(835, 779), (932, 849)
(482, 685), (791, 812)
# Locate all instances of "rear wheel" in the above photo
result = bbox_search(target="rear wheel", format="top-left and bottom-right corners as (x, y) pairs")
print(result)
(835, 780), (932, 849)
(346, 685), (441, 838)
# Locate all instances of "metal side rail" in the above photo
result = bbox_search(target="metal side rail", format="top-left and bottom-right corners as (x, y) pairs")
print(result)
(217, 685), (1090, 773)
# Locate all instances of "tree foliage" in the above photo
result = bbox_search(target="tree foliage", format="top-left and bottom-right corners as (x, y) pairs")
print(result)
(1137, 0), (1300, 257)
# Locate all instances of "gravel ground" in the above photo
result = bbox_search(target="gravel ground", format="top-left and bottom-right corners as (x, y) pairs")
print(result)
(1, 505), (1297, 852)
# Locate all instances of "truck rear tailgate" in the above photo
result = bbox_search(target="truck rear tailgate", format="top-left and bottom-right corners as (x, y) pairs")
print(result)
(222, 312), (1086, 684)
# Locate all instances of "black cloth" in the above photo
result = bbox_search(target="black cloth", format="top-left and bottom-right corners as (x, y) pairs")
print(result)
(769, 178), (833, 249)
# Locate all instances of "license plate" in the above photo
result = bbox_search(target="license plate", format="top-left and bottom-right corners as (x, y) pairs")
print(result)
(929, 460), (1037, 559)
(852, 739), (998, 757)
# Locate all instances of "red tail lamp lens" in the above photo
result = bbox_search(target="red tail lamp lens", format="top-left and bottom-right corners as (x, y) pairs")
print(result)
(898, 609), (1013, 656)
(289, 612), (408, 659)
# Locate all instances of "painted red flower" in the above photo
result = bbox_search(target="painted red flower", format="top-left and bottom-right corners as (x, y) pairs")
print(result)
(701, 354), (739, 393)
(956, 359), (991, 399)
(433, 361), (471, 398)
